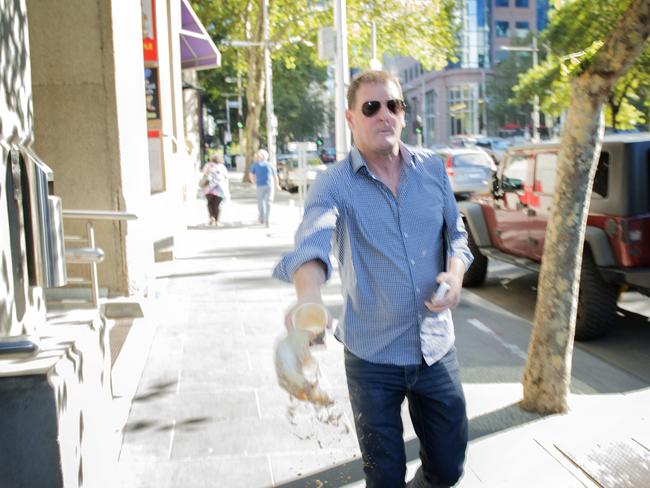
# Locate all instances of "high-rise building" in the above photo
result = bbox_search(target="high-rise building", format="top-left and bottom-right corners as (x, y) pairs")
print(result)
(384, 0), (550, 146)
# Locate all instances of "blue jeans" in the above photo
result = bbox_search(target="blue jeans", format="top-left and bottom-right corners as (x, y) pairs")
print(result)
(344, 347), (468, 488)
(256, 185), (274, 225)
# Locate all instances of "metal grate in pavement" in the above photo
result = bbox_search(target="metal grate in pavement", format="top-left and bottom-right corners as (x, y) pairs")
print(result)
(555, 438), (650, 488)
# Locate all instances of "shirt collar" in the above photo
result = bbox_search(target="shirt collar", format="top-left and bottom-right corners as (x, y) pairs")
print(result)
(350, 142), (415, 173)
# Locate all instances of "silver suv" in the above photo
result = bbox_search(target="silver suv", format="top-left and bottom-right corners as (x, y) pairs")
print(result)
(434, 148), (497, 200)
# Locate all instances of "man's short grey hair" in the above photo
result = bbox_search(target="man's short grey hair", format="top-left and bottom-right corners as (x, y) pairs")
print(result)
(256, 149), (269, 161)
(347, 70), (403, 110)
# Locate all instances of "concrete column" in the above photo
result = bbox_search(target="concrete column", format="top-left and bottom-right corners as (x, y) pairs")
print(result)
(27, 0), (153, 296)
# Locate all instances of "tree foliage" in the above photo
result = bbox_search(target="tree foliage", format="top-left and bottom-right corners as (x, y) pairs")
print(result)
(485, 35), (538, 134)
(512, 0), (650, 130)
(271, 45), (329, 152)
(193, 0), (459, 178)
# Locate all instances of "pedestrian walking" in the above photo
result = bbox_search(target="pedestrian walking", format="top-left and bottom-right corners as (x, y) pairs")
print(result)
(200, 153), (230, 226)
(273, 70), (473, 488)
(250, 149), (280, 228)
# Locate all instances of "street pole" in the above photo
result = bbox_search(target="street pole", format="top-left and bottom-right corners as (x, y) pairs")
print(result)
(420, 78), (426, 147)
(334, 0), (351, 161)
(237, 72), (244, 151)
(531, 36), (540, 142)
(225, 98), (231, 140)
(370, 21), (381, 70)
(263, 0), (276, 166)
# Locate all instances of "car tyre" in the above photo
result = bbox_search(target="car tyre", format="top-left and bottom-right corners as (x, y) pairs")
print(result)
(575, 248), (620, 341)
(463, 225), (488, 287)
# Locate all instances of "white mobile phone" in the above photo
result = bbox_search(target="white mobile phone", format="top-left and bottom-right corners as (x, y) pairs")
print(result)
(434, 282), (450, 301)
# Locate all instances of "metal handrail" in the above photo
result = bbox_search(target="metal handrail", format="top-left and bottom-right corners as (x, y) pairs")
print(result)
(61, 210), (138, 307)
(62, 210), (137, 221)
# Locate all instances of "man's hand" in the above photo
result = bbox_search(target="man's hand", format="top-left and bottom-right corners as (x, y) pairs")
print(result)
(425, 272), (462, 312)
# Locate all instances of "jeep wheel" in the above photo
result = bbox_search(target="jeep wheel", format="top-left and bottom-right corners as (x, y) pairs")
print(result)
(463, 225), (488, 287)
(575, 249), (620, 340)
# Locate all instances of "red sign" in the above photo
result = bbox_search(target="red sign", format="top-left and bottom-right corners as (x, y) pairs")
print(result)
(142, 0), (158, 62)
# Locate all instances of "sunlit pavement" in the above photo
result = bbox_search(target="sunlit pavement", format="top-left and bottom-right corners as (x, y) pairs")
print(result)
(113, 173), (650, 487)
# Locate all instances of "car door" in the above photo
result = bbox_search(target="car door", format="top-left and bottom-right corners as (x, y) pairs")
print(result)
(528, 151), (558, 261)
(489, 153), (534, 257)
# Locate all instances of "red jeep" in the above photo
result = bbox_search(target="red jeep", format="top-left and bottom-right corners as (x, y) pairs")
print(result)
(459, 133), (650, 340)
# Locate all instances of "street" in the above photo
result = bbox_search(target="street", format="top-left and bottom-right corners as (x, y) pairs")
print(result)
(115, 177), (650, 487)
(473, 260), (650, 384)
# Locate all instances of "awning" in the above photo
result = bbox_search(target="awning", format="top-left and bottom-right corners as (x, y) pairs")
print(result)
(180, 0), (221, 70)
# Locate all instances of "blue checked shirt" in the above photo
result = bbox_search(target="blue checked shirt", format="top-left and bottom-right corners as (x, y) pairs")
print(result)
(273, 143), (473, 366)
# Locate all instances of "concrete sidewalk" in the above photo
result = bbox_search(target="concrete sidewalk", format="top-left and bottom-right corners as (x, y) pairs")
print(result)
(114, 173), (650, 488)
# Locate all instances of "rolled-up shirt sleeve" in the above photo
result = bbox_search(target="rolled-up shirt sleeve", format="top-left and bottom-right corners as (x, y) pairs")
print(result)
(440, 161), (474, 272)
(272, 171), (339, 283)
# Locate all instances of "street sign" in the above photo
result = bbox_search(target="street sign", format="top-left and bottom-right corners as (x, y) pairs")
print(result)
(227, 100), (240, 109)
(318, 27), (335, 61)
(287, 141), (316, 152)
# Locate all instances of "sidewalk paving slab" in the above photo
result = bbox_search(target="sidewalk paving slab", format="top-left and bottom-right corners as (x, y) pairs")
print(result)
(113, 174), (650, 488)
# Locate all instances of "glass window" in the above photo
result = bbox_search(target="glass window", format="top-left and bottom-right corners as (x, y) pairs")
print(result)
(516, 0), (529, 6)
(494, 51), (509, 64)
(454, 153), (493, 168)
(503, 155), (528, 187)
(496, 0), (509, 6)
(495, 21), (509, 38)
(448, 84), (479, 136)
(535, 153), (557, 194)
(515, 21), (530, 37)
(593, 151), (609, 198)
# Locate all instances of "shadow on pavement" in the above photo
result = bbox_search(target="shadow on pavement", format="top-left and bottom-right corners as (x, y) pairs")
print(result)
(273, 402), (546, 488)
(176, 245), (290, 261)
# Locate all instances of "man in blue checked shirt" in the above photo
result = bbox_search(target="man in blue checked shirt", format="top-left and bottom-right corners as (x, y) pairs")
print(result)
(273, 70), (473, 488)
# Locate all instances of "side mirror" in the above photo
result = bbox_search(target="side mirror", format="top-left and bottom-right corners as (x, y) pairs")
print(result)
(502, 177), (523, 191)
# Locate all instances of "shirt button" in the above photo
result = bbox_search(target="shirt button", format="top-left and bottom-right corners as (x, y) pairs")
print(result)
(418, 314), (423, 321)
(410, 259), (415, 266)
(416, 287), (421, 293)
(403, 232), (409, 238)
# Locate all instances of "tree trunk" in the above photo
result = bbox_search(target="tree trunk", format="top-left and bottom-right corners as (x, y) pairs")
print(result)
(241, 0), (265, 183)
(243, 47), (265, 182)
(521, 0), (650, 414)
(521, 85), (604, 414)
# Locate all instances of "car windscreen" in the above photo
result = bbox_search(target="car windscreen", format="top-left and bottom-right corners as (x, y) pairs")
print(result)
(452, 153), (493, 167)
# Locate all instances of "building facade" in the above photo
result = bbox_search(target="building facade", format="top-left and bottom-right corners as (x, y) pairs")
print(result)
(386, 0), (549, 146)
(1, 1), (219, 484)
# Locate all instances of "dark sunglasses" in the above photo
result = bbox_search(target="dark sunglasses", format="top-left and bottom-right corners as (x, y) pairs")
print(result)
(361, 99), (406, 117)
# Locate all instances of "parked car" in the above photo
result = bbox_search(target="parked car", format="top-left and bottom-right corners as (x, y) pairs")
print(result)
(474, 137), (512, 164)
(458, 132), (650, 340)
(448, 134), (480, 148)
(319, 147), (337, 164)
(277, 153), (327, 193)
(434, 148), (497, 200)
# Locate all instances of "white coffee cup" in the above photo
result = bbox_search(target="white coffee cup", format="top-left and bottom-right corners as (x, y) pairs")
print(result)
(291, 302), (328, 336)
